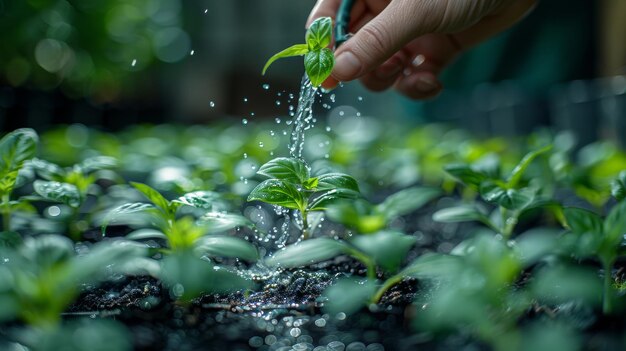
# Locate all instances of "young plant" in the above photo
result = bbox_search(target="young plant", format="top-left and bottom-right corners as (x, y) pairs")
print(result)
(0, 235), (148, 329)
(103, 182), (258, 262)
(27, 156), (118, 240)
(325, 186), (441, 234)
(262, 16), (334, 87)
(0, 128), (38, 233)
(247, 157), (360, 239)
(563, 201), (626, 314)
(433, 145), (556, 238)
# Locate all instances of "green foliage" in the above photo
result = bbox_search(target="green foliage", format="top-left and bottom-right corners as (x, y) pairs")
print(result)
(262, 17), (334, 87)
(248, 157), (360, 238)
(103, 182), (257, 261)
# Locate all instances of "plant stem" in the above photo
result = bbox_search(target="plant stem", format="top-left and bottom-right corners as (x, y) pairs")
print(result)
(68, 206), (81, 241)
(603, 259), (614, 315)
(346, 247), (376, 280)
(371, 274), (402, 304)
(2, 194), (10, 232)
(301, 210), (310, 240)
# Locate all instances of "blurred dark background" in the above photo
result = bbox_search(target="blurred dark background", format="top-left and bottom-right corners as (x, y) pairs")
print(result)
(0, 0), (625, 144)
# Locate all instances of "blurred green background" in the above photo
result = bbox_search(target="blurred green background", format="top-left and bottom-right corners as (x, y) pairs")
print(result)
(0, 0), (624, 144)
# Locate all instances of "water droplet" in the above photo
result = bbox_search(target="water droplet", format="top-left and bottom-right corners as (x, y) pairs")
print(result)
(357, 96), (363, 101)
(275, 118), (281, 124)
(339, 110), (345, 116)
(259, 142), (264, 148)
(48, 205), (61, 217)
(131, 59), (137, 67)
(262, 84), (270, 90)
(243, 97), (248, 102)
(190, 50), (195, 55)
(243, 153), (248, 159)
(242, 118), (248, 125)
(209, 101), (215, 107)
(275, 100), (281, 106)
(325, 126), (331, 132)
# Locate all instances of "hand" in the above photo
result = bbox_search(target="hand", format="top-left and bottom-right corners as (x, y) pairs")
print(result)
(307, 0), (537, 99)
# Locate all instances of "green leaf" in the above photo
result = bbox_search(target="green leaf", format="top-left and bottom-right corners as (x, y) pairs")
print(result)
(433, 205), (490, 224)
(444, 164), (489, 189)
(126, 229), (167, 241)
(130, 182), (170, 213)
(76, 156), (118, 173)
(33, 180), (81, 208)
(325, 199), (385, 234)
(507, 145), (552, 188)
(256, 157), (310, 184)
(0, 129), (38, 195)
(377, 187), (441, 218)
(308, 188), (361, 211)
(247, 179), (304, 210)
(322, 277), (377, 316)
(306, 16), (332, 50)
(304, 48), (334, 87)
(399, 253), (461, 280)
(603, 201), (626, 253)
(303, 177), (319, 190)
(564, 207), (603, 235)
(351, 231), (416, 272)
(172, 191), (220, 210)
(197, 212), (255, 232)
(265, 238), (348, 268)
(316, 173), (359, 192)
(101, 202), (157, 235)
(0, 231), (22, 248)
(610, 170), (626, 201)
(194, 236), (259, 262)
(29, 158), (66, 181)
(479, 182), (535, 210)
(262, 44), (309, 75)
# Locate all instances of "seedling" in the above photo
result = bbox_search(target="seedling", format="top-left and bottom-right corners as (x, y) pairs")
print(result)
(325, 186), (441, 234)
(0, 129), (38, 233)
(0, 235), (147, 329)
(434, 145), (556, 238)
(103, 182), (258, 262)
(563, 201), (626, 314)
(247, 157), (360, 239)
(262, 17), (334, 87)
(27, 156), (118, 240)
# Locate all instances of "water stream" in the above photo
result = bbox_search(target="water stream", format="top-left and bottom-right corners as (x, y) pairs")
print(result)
(288, 75), (317, 159)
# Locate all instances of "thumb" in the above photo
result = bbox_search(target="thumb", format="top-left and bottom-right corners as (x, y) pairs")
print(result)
(331, 0), (428, 81)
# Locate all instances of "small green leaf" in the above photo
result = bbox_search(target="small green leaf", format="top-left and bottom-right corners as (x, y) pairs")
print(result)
(33, 180), (81, 208)
(29, 158), (66, 181)
(507, 145), (552, 188)
(399, 253), (461, 280)
(172, 191), (220, 210)
(610, 171), (626, 202)
(564, 207), (603, 235)
(0, 231), (22, 248)
(304, 48), (334, 87)
(351, 231), (416, 272)
(265, 238), (348, 268)
(316, 173), (359, 192)
(322, 277), (377, 316)
(0, 129), (38, 195)
(444, 164), (489, 190)
(194, 236), (259, 262)
(303, 177), (319, 190)
(603, 201), (626, 251)
(325, 199), (384, 234)
(479, 182), (535, 210)
(247, 179), (304, 210)
(262, 44), (309, 75)
(377, 187), (441, 218)
(308, 188), (361, 211)
(433, 205), (489, 224)
(101, 202), (157, 235)
(257, 157), (310, 184)
(306, 17), (332, 50)
(77, 156), (118, 173)
(126, 229), (167, 241)
(130, 182), (170, 213)
(197, 212), (255, 232)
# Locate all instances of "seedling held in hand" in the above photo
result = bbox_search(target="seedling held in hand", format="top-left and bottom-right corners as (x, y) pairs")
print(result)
(262, 17), (334, 87)
(247, 157), (360, 239)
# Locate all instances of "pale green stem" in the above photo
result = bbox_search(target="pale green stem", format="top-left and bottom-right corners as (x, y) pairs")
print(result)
(603, 259), (614, 315)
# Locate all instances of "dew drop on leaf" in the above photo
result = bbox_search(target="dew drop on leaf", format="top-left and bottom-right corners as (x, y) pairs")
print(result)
(262, 84), (270, 90)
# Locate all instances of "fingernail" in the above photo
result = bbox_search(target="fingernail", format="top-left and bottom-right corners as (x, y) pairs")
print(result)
(415, 76), (438, 92)
(412, 54), (426, 67)
(375, 63), (402, 80)
(334, 51), (362, 79)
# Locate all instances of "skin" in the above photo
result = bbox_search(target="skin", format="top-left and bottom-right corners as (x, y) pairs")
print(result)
(307, 0), (537, 99)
